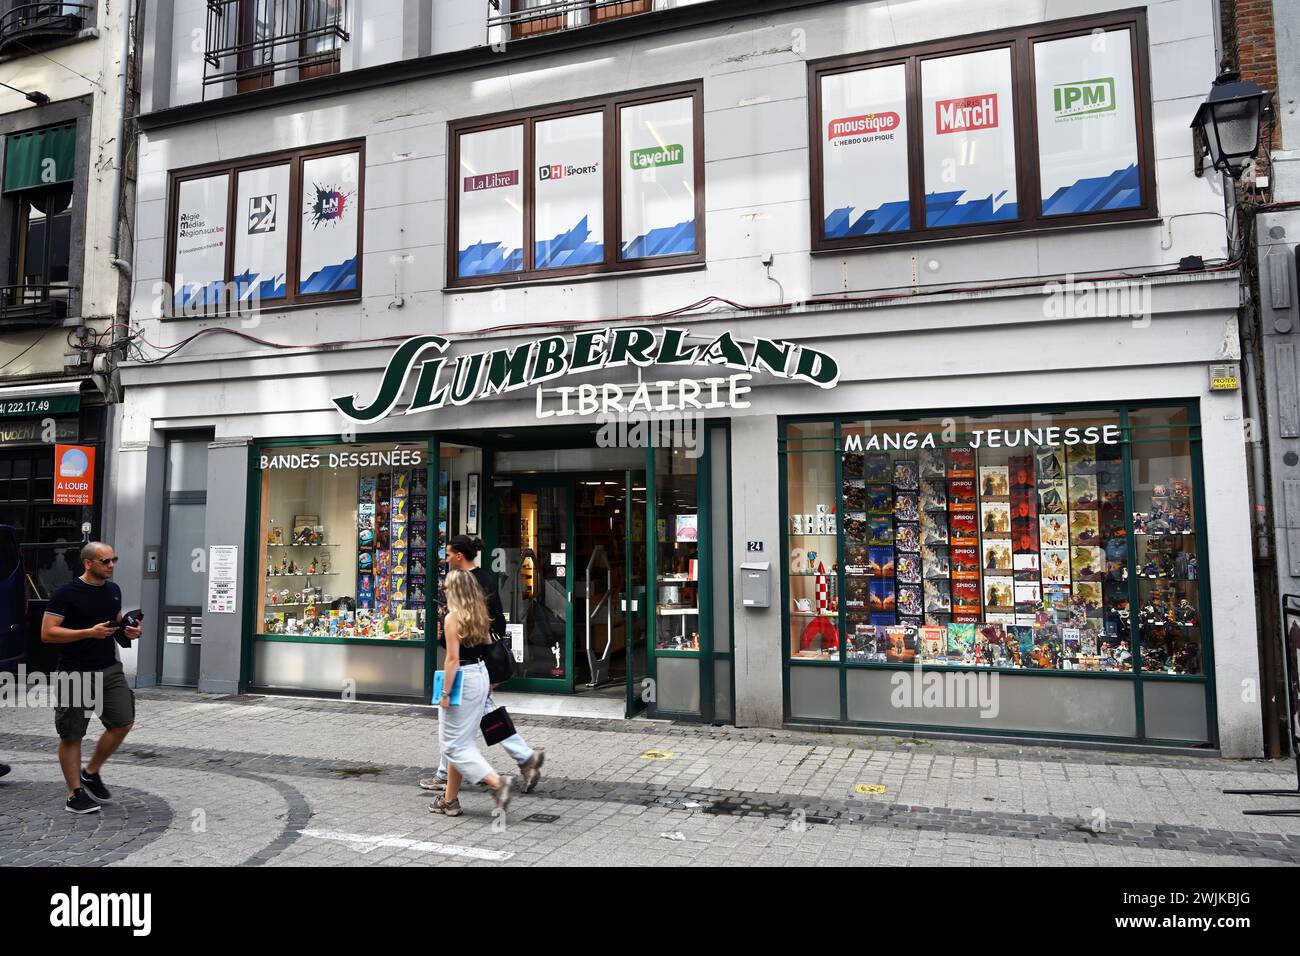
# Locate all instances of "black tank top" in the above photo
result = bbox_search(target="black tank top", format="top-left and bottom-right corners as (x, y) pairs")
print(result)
(456, 640), (487, 664)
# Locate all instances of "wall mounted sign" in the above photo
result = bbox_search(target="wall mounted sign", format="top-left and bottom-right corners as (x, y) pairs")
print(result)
(208, 545), (239, 614)
(52, 444), (95, 505)
(332, 328), (841, 425)
(0, 418), (76, 446)
(0, 394), (79, 419)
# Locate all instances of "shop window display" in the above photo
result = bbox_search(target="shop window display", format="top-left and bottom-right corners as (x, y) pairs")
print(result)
(785, 422), (840, 661)
(1130, 407), (1202, 675)
(257, 442), (428, 640)
(786, 408), (1203, 675)
(656, 448), (700, 652)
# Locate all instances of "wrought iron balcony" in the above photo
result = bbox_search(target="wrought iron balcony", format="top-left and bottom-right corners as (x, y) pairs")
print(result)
(203, 0), (349, 92)
(0, 3), (91, 55)
(0, 283), (71, 326)
(488, 0), (654, 41)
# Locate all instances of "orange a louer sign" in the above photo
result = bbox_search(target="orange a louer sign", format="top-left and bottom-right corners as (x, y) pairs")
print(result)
(53, 444), (95, 506)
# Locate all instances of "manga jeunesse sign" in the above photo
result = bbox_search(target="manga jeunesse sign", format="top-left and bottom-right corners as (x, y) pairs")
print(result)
(332, 328), (840, 424)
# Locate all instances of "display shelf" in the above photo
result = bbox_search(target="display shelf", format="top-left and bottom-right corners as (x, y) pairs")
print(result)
(658, 606), (699, 616)
(265, 572), (341, 578)
(267, 543), (342, 547)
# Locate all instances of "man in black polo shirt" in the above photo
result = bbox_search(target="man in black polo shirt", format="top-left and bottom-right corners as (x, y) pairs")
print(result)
(42, 541), (141, 814)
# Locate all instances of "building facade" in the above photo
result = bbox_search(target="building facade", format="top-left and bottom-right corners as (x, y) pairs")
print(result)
(117, 0), (1266, 756)
(0, 1), (136, 669)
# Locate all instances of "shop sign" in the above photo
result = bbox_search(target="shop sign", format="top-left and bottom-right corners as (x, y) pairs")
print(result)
(258, 448), (425, 471)
(845, 424), (1121, 453)
(52, 444), (95, 505)
(0, 394), (79, 419)
(0, 418), (76, 446)
(208, 545), (238, 614)
(332, 328), (840, 425)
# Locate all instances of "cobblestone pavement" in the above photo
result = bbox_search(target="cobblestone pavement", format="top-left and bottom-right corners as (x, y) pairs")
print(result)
(1, 688), (1299, 866)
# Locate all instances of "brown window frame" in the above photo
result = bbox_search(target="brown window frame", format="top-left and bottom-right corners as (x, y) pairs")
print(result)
(807, 9), (1158, 253)
(164, 139), (365, 318)
(446, 80), (705, 289)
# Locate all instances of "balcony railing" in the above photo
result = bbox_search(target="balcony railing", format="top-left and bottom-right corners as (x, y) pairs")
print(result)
(0, 283), (71, 325)
(0, 3), (91, 55)
(488, 0), (654, 41)
(203, 0), (349, 92)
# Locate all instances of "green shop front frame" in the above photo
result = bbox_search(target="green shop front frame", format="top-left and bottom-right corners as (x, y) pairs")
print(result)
(778, 401), (1217, 748)
(242, 433), (437, 702)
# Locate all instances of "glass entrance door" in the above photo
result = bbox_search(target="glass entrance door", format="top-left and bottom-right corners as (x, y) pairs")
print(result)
(493, 480), (573, 691)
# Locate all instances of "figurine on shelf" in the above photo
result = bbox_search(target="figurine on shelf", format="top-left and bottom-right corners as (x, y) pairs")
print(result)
(1175, 599), (1199, 628)
(1140, 558), (1159, 579)
(279, 588), (290, 606)
(278, 557), (289, 576)
(309, 558), (318, 575)
(321, 554), (331, 574)
(1187, 556), (1197, 581)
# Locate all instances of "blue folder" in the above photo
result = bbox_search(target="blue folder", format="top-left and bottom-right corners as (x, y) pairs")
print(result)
(432, 670), (464, 706)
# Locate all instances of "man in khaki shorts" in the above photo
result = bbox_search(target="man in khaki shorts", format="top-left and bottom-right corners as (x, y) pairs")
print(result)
(42, 541), (141, 814)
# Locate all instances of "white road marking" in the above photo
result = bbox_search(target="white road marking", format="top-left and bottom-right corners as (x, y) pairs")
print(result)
(300, 828), (514, 861)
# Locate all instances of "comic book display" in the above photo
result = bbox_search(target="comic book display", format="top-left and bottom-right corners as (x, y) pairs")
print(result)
(788, 412), (1204, 674)
(258, 442), (429, 641)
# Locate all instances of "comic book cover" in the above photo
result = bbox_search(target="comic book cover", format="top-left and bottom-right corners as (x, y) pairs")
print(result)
(921, 625), (947, 661)
(948, 477), (977, 508)
(979, 466), (1010, 498)
(895, 552), (922, 584)
(895, 523), (920, 553)
(982, 539), (1013, 571)
(946, 622), (976, 660)
(947, 448), (976, 477)
(1039, 514), (1069, 548)
(893, 460), (920, 491)
(951, 545), (980, 580)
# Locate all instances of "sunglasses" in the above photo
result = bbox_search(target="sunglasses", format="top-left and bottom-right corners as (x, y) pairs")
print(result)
(95, 557), (120, 565)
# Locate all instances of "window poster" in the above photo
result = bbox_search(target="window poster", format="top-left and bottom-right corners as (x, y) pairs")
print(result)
(234, 163), (290, 303)
(299, 151), (360, 295)
(921, 47), (1018, 227)
(619, 96), (696, 259)
(1034, 30), (1141, 216)
(173, 173), (229, 310)
(458, 125), (524, 278)
(535, 111), (604, 268)
(820, 64), (911, 238)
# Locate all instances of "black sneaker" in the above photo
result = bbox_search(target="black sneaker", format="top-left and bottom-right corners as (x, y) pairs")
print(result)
(0, 762), (10, 779)
(65, 788), (101, 814)
(80, 769), (112, 802)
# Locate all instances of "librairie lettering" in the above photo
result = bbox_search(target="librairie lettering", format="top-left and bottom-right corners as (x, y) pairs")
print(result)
(332, 328), (840, 424)
(845, 424), (1120, 452)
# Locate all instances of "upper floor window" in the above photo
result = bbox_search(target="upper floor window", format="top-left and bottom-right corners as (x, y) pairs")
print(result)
(809, 10), (1156, 251)
(0, 2), (94, 57)
(449, 82), (703, 287)
(167, 142), (363, 317)
(204, 0), (348, 94)
(2, 122), (76, 324)
(492, 1), (654, 41)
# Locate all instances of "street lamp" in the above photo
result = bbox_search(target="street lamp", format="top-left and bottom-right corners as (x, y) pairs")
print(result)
(1191, 66), (1271, 178)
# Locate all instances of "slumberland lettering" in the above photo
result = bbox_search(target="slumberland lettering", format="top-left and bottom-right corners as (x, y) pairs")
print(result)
(331, 328), (840, 424)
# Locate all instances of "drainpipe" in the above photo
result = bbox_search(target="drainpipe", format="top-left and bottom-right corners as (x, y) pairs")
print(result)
(108, 2), (133, 287)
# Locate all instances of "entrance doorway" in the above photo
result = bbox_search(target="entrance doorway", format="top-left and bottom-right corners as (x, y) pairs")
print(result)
(489, 471), (648, 713)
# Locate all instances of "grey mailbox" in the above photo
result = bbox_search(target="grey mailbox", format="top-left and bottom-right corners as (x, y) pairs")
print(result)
(740, 561), (771, 608)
